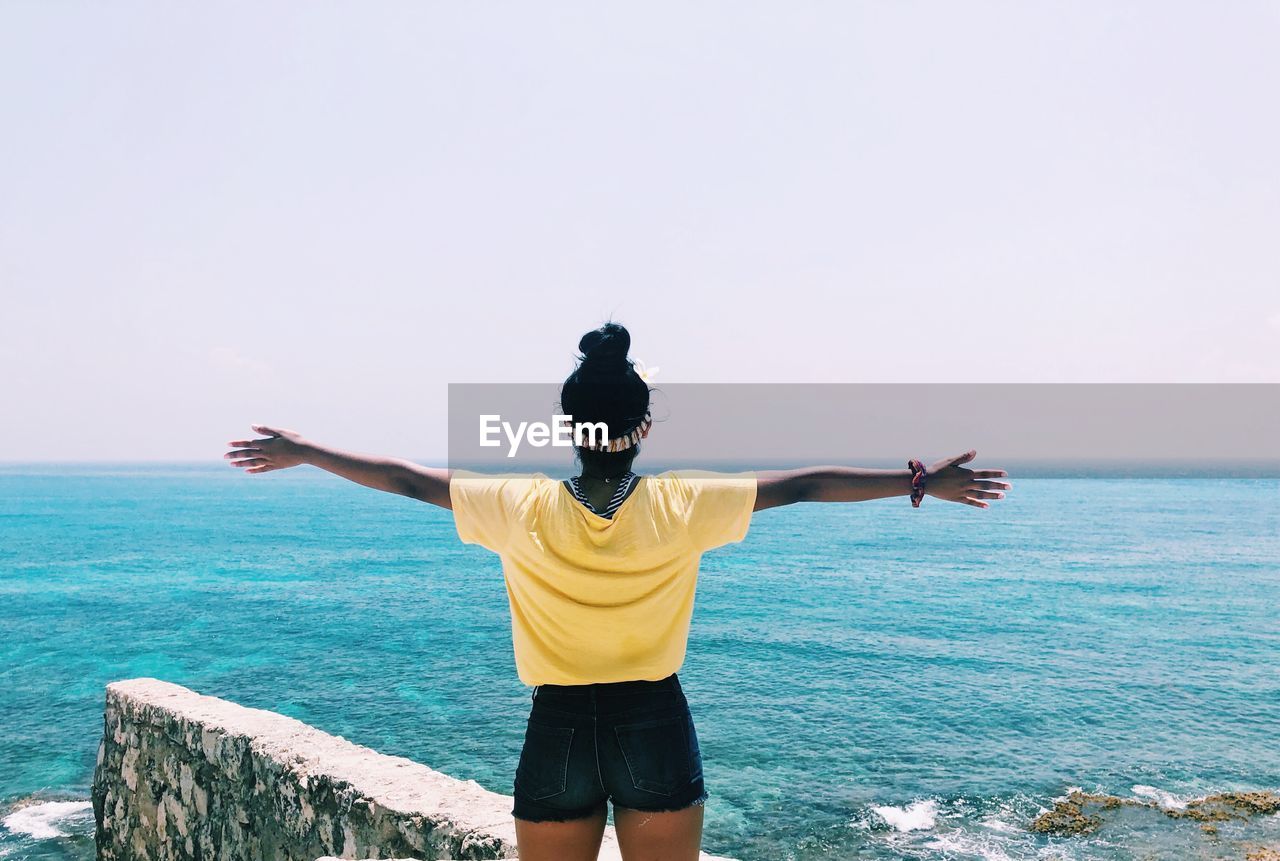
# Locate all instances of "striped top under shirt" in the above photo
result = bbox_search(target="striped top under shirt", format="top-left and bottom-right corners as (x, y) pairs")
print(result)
(564, 472), (639, 519)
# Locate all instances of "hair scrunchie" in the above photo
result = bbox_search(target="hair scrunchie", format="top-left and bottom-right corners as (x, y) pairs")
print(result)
(908, 458), (927, 508)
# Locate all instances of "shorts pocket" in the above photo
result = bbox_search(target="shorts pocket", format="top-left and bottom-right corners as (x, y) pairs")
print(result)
(516, 721), (575, 800)
(614, 714), (692, 796)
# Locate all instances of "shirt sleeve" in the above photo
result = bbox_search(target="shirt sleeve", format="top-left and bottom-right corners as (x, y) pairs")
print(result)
(670, 470), (758, 552)
(448, 470), (541, 553)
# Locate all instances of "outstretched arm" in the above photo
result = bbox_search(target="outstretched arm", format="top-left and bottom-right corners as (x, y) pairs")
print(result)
(224, 425), (452, 509)
(754, 449), (1009, 511)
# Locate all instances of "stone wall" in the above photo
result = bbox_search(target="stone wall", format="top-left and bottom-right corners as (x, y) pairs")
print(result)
(91, 678), (736, 861)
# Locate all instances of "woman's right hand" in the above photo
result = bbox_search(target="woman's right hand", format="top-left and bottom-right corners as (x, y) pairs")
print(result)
(925, 449), (1010, 508)
(224, 424), (312, 474)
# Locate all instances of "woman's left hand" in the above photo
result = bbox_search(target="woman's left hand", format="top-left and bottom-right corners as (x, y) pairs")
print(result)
(925, 449), (1011, 509)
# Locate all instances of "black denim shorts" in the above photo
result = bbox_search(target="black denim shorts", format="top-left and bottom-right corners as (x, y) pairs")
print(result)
(512, 672), (708, 822)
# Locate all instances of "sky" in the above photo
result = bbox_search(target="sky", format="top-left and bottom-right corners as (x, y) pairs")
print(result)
(2, 2), (1277, 461)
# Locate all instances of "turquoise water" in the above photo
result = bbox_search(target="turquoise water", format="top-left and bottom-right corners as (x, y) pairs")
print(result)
(1, 464), (1278, 860)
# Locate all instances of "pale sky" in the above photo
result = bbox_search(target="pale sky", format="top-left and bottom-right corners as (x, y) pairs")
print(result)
(2, 2), (1277, 461)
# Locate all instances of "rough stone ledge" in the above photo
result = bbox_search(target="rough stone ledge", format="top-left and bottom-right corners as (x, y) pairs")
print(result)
(92, 677), (736, 860)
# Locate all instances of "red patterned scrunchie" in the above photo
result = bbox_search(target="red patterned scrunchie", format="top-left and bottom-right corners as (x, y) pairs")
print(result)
(908, 458), (928, 508)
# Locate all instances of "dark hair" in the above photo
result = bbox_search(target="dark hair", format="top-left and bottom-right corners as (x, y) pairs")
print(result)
(559, 322), (651, 475)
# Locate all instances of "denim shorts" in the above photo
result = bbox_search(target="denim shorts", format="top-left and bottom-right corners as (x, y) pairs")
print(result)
(512, 672), (708, 822)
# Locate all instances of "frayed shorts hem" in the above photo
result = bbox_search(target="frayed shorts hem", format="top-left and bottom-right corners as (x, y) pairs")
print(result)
(512, 789), (709, 823)
(614, 787), (710, 814)
(511, 797), (607, 823)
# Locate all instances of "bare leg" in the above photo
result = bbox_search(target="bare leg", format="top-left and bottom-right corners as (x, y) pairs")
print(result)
(514, 800), (608, 861)
(613, 801), (705, 861)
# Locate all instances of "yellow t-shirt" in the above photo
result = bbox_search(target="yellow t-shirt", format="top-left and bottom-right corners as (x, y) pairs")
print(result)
(449, 469), (757, 686)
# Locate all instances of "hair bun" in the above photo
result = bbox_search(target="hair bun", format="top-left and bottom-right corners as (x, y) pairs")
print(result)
(578, 323), (631, 369)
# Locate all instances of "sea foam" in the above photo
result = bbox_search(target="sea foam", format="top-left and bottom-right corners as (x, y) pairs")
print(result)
(872, 799), (938, 832)
(925, 831), (1016, 861)
(1, 799), (93, 839)
(1130, 784), (1189, 811)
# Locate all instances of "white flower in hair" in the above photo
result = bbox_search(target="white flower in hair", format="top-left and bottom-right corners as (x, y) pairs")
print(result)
(634, 359), (660, 384)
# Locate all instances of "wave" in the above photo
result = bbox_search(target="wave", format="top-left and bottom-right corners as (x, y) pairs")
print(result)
(860, 795), (1075, 861)
(872, 799), (939, 832)
(854, 784), (1280, 861)
(924, 830), (1017, 861)
(1, 798), (93, 840)
(1130, 783), (1189, 811)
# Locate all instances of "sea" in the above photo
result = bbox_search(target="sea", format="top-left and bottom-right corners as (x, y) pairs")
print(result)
(1, 463), (1277, 860)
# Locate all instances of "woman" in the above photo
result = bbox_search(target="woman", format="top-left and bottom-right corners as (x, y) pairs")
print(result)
(224, 322), (1010, 861)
